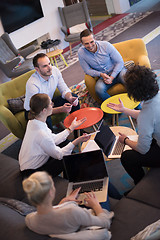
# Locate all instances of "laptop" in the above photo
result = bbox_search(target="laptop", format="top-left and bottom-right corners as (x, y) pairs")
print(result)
(94, 124), (138, 159)
(63, 149), (108, 203)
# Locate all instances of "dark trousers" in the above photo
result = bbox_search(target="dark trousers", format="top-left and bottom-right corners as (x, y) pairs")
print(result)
(21, 157), (64, 179)
(121, 139), (160, 185)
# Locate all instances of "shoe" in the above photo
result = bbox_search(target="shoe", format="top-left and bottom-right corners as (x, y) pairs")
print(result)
(124, 60), (135, 69)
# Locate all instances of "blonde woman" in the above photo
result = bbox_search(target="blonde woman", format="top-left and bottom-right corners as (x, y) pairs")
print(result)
(23, 171), (114, 237)
(19, 93), (90, 179)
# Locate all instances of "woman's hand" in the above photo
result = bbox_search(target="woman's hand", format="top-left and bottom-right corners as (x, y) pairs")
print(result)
(69, 117), (87, 131)
(107, 98), (125, 113)
(72, 133), (91, 146)
(84, 191), (103, 215)
(58, 188), (81, 205)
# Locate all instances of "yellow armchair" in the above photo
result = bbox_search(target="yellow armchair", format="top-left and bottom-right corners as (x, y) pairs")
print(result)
(85, 38), (151, 103)
(0, 70), (67, 139)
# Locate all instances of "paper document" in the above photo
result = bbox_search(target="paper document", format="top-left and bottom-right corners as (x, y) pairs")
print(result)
(82, 140), (100, 153)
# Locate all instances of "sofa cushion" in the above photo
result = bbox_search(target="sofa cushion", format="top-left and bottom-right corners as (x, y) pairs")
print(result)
(0, 153), (26, 201)
(7, 95), (25, 114)
(131, 219), (160, 240)
(0, 203), (52, 240)
(0, 198), (36, 216)
(127, 168), (160, 209)
(110, 197), (160, 240)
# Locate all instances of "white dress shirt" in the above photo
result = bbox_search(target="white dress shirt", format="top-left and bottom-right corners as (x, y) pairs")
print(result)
(19, 119), (74, 171)
(24, 66), (71, 111)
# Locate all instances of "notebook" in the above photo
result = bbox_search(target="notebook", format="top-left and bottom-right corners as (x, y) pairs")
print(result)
(94, 124), (138, 159)
(63, 149), (108, 203)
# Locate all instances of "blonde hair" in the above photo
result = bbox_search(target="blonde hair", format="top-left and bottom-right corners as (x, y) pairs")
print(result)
(22, 171), (53, 206)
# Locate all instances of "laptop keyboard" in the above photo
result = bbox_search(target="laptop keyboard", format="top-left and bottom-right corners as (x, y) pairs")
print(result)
(112, 141), (125, 155)
(73, 181), (103, 193)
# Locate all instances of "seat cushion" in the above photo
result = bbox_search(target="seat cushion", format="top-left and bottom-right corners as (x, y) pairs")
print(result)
(127, 168), (160, 209)
(110, 197), (160, 240)
(0, 153), (26, 201)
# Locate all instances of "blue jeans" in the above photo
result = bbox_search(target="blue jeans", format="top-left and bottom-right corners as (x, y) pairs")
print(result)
(95, 67), (127, 101)
(100, 181), (122, 211)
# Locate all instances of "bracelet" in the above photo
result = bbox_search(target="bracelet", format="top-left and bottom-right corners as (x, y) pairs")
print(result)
(67, 127), (72, 133)
(124, 137), (129, 145)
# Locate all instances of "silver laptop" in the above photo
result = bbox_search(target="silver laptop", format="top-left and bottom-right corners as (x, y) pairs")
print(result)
(93, 124), (138, 159)
(63, 149), (108, 203)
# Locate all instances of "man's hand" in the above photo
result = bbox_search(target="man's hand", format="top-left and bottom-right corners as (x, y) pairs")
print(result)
(65, 93), (79, 106)
(61, 103), (72, 113)
(100, 73), (114, 84)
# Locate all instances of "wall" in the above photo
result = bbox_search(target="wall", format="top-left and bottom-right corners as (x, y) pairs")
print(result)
(112, 0), (130, 13)
(0, 0), (69, 50)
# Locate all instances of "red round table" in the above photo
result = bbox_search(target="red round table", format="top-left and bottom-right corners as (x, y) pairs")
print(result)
(64, 107), (104, 130)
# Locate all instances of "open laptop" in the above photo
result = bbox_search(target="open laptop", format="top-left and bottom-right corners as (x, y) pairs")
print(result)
(94, 124), (138, 159)
(63, 149), (108, 203)
(82, 123), (138, 159)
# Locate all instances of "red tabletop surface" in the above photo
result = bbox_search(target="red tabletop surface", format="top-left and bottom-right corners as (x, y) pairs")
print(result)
(63, 107), (104, 130)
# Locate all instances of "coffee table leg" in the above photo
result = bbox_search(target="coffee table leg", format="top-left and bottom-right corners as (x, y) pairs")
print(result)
(128, 116), (136, 131)
(116, 114), (119, 126)
(112, 114), (115, 125)
(77, 129), (81, 151)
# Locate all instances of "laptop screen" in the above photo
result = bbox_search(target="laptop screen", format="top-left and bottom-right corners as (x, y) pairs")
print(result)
(94, 124), (115, 156)
(63, 150), (108, 182)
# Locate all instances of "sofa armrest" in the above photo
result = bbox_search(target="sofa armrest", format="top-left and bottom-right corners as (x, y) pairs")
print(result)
(136, 55), (151, 68)
(19, 45), (36, 58)
(85, 74), (102, 103)
(0, 58), (20, 72)
(0, 105), (25, 139)
(61, 26), (68, 35)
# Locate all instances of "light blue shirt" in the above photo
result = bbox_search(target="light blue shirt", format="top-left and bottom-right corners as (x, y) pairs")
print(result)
(24, 66), (71, 111)
(78, 41), (124, 78)
(136, 91), (160, 154)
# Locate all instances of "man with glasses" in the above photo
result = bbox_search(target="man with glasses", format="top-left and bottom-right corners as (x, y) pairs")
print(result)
(78, 29), (126, 101)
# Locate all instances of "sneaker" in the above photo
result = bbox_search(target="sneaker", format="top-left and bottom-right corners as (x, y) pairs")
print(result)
(124, 60), (135, 69)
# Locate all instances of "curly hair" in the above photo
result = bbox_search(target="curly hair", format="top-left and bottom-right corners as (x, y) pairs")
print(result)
(124, 65), (159, 102)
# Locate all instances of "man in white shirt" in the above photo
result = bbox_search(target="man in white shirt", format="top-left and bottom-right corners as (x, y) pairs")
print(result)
(24, 53), (79, 131)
